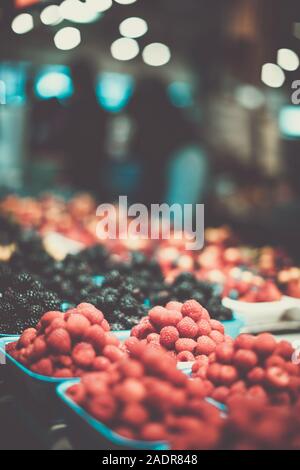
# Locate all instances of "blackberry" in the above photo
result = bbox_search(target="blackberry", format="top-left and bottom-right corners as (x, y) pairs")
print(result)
(29, 304), (44, 318)
(119, 295), (138, 314)
(13, 272), (34, 290)
(105, 270), (122, 287)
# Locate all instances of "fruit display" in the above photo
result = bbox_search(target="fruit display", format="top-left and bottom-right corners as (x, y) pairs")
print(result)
(192, 333), (300, 405)
(7, 303), (127, 377)
(130, 299), (232, 362)
(277, 266), (300, 298)
(223, 268), (282, 302)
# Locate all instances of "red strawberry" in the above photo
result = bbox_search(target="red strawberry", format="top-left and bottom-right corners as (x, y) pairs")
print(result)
(47, 328), (71, 354)
(160, 326), (179, 349)
(66, 314), (90, 338)
(177, 317), (198, 338)
(72, 342), (96, 367)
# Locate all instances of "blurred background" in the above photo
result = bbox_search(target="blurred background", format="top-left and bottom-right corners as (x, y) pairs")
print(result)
(1, 0), (300, 257)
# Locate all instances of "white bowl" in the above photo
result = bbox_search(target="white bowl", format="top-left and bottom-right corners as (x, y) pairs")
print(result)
(222, 297), (290, 325)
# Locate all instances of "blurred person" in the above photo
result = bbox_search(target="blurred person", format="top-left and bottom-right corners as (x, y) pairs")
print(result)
(63, 59), (108, 197)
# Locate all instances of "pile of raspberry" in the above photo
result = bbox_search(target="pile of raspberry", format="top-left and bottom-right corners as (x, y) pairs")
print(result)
(7, 303), (127, 378)
(67, 346), (224, 449)
(192, 332), (300, 405)
(130, 300), (232, 362)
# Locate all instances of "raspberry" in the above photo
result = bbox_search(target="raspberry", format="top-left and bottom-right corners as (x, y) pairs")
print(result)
(52, 355), (72, 368)
(164, 367), (187, 387)
(104, 333), (120, 347)
(114, 427), (135, 440)
(53, 368), (73, 378)
(284, 362), (299, 376)
(103, 345), (125, 362)
(211, 386), (230, 403)
(67, 382), (86, 404)
(76, 303), (104, 325)
(114, 378), (146, 402)
(192, 365), (208, 380)
(125, 337), (145, 358)
(118, 359), (144, 378)
(147, 333), (160, 343)
(215, 343), (234, 364)
(177, 351), (195, 362)
(47, 328), (71, 354)
(196, 336), (216, 355)
(101, 319), (110, 332)
(181, 300), (204, 321)
(197, 319), (211, 336)
(92, 356), (111, 371)
(140, 423), (167, 441)
(40, 311), (62, 327)
(82, 373), (109, 395)
(210, 320), (225, 334)
(177, 317), (198, 338)
(209, 330), (225, 345)
(265, 367), (290, 389)
(159, 326), (179, 349)
(137, 320), (156, 339)
(32, 336), (48, 359)
(233, 349), (258, 370)
(72, 342), (96, 367)
(253, 333), (277, 357)
(219, 365), (238, 385)
(66, 314), (91, 338)
(234, 334), (255, 350)
(230, 380), (247, 394)
(84, 325), (106, 352)
(121, 403), (149, 427)
(175, 338), (197, 353)
(200, 309), (211, 321)
(149, 306), (168, 327)
(275, 340), (294, 360)
(247, 367), (265, 384)
(194, 355), (209, 367)
(265, 355), (286, 368)
(31, 358), (53, 376)
(45, 318), (66, 335)
(18, 328), (37, 348)
(246, 386), (268, 403)
(186, 378), (207, 398)
(207, 363), (222, 384)
(87, 396), (116, 423)
(165, 301), (183, 311)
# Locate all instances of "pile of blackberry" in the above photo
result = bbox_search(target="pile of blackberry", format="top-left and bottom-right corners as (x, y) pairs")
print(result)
(150, 272), (233, 321)
(0, 271), (61, 334)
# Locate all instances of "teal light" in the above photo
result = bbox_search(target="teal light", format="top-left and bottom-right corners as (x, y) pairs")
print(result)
(97, 72), (134, 112)
(168, 81), (193, 108)
(279, 106), (300, 138)
(35, 67), (73, 99)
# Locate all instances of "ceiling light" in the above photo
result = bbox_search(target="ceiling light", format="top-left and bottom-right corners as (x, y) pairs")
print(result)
(142, 42), (171, 67)
(60, 0), (100, 24)
(277, 48), (299, 71)
(54, 26), (81, 50)
(11, 13), (34, 34)
(40, 5), (63, 26)
(119, 17), (147, 38)
(111, 37), (139, 61)
(261, 63), (285, 88)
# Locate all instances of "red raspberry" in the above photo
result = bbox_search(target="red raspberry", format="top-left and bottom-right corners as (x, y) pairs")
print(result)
(101, 319), (110, 332)
(196, 336), (216, 355)
(82, 373), (109, 395)
(76, 303), (104, 325)
(47, 328), (71, 354)
(114, 378), (147, 402)
(141, 423), (167, 441)
(194, 354), (209, 367)
(125, 337), (145, 358)
(18, 328), (37, 348)
(230, 380), (247, 394)
(186, 378), (207, 398)
(210, 320), (225, 334)
(265, 355), (286, 368)
(265, 367), (290, 389)
(224, 335), (234, 345)
(219, 365), (238, 385)
(233, 349), (258, 370)
(246, 385), (268, 403)
(177, 317), (198, 338)
(92, 356), (111, 371)
(31, 358), (53, 376)
(51, 354), (72, 368)
(209, 330), (225, 345)
(53, 368), (73, 378)
(234, 334), (255, 350)
(211, 386), (230, 403)
(84, 325), (106, 352)
(159, 326), (179, 349)
(121, 403), (149, 427)
(181, 300), (204, 321)
(164, 367), (187, 387)
(67, 382), (86, 404)
(197, 319), (211, 336)
(72, 342), (96, 367)
(118, 359), (144, 378)
(175, 338), (197, 353)
(66, 314), (90, 338)
(32, 336), (48, 359)
(147, 333), (160, 343)
(284, 362), (299, 376)
(200, 309), (211, 322)
(87, 395), (116, 423)
(114, 427), (135, 440)
(165, 301), (183, 311)
(275, 340), (294, 360)
(45, 318), (66, 336)
(103, 345), (125, 362)
(137, 320), (156, 339)
(148, 306), (168, 327)
(40, 311), (62, 327)
(207, 363), (222, 384)
(105, 333), (120, 347)
(215, 343), (234, 364)
(177, 351), (195, 362)
(253, 333), (277, 357)
(192, 365), (208, 380)
(247, 367), (265, 384)
(203, 380), (214, 395)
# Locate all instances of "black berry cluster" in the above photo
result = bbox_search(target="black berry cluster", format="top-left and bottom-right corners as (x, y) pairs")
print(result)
(150, 272), (233, 321)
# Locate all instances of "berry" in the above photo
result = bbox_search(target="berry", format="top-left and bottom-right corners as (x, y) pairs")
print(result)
(219, 365), (238, 385)
(196, 336), (216, 355)
(160, 326), (179, 349)
(76, 303), (104, 325)
(253, 333), (277, 357)
(175, 338), (197, 353)
(177, 317), (198, 338)
(118, 359), (144, 379)
(103, 345), (125, 363)
(234, 334), (255, 350)
(181, 300), (203, 321)
(84, 325), (106, 352)
(215, 343), (234, 364)
(247, 367), (265, 384)
(275, 340), (294, 360)
(53, 369), (73, 378)
(210, 320), (225, 334)
(31, 358), (53, 376)
(72, 342), (96, 367)
(177, 351), (195, 362)
(66, 314), (91, 338)
(67, 383), (86, 404)
(265, 367), (290, 389)
(197, 319), (211, 336)
(92, 356), (110, 371)
(114, 378), (147, 402)
(165, 301), (183, 311)
(147, 333), (160, 343)
(209, 330), (225, 345)
(211, 386), (230, 403)
(233, 349), (258, 370)
(140, 423), (167, 441)
(18, 328), (37, 348)
(121, 404), (149, 427)
(207, 363), (222, 384)
(47, 328), (71, 354)
(86, 396), (116, 423)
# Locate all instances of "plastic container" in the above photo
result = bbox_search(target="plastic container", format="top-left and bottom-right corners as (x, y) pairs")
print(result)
(57, 380), (169, 450)
(222, 314), (244, 338)
(222, 297), (289, 326)
(112, 330), (131, 342)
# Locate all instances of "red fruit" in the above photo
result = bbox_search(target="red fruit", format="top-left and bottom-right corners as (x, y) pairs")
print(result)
(87, 396), (116, 423)
(40, 311), (62, 327)
(47, 328), (71, 354)
(230, 380), (247, 394)
(284, 362), (299, 376)
(254, 333), (277, 357)
(265, 367), (290, 389)
(200, 309), (211, 321)
(247, 367), (265, 384)
(52, 354), (72, 368)
(247, 385), (268, 403)
(210, 320), (225, 334)
(121, 403), (149, 427)
(72, 342), (96, 367)
(103, 345), (125, 362)
(114, 427), (135, 440)
(181, 300), (204, 321)
(186, 378), (207, 398)
(67, 382), (86, 404)
(165, 301), (183, 311)
(234, 349), (258, 370)
(76, 303), (104, 325)
(118, 359), (144, 378)
(215, 343), (234, 364)
(175, 338), (197, 353)
(125, 337), (145, 358)
(234, 334), (255, 350)
(92, 356), (111, 371)
(211, 386), (230, 403)
(31, 337), (48, 360)
(45, 318), (66, 336)
(18, 328), (37, 348)
(148, 306), (168, 327)
(177, 351), (195, 362)
(84, 325), (106, 352)
(177, 317), (198, 338)
(209, 330), (225, 345)
(53, 368), (73, 378)
(265, 355), (286, 368)
(275, 340), (294, 360)
(219, 365), (238, 385)
(194, 354), (209, 367)
(66, 314), (90, 338)
(147, 333), (160, 343)
(207, 363), (222, 384)
(31, 358), (53, 376)
(137, 320), (156, 339)
(140, 423), (167, 441)
(197, 319), (212, 336)
(101, 319), (110, 332)
(196, 336), (216, 355)
(82, 373), (109, 395)
(159, 326), (179, 349)
(114, 378), (146, 402)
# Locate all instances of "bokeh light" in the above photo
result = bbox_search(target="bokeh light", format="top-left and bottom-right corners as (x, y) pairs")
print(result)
(40, 5), (63, 26)
(54, 27), (81, 50)
(119, 17), (148, 38)
(111, 37), (139, 61)
(142, 43), (171, 66)
(277, 48), (299, 71)
(261, 63), (285, 88)
(11, 13), (34, 34)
